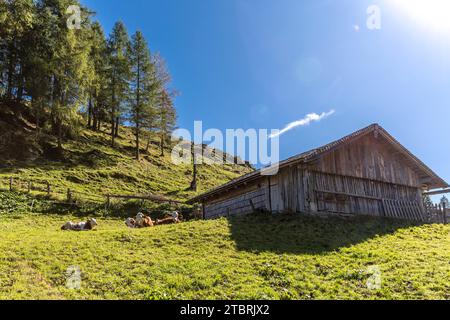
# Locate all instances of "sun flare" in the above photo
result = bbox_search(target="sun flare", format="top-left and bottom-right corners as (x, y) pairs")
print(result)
(393, 0), (450, 32)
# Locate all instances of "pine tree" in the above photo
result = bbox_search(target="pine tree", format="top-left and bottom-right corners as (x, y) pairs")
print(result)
(152, 55), (177, 156)
(38, 0), (91, 149)
(107, 21), (130, 146)
(86, 22), (108, 130)
(156, 89), (177, 156)
(0, 0), (35, 100)
(128, 31), (156, 160)
(189, 142), (198, 191)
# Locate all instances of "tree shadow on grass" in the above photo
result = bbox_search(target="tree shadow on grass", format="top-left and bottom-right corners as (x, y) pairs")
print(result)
(228, 213), (422, 254)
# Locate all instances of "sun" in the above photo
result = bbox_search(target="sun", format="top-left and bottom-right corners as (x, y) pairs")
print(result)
(393, 0), (450, 33)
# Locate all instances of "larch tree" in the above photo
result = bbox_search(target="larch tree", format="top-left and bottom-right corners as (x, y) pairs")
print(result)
(0, 0), (35, 101)
(107, 21), (130, 146)
(128, 31), (156, 161)
(87, 22), (109, 131)
(152, 54), (177, 157)
(38, 0), (91, 150)
(156, 89), (177, 157)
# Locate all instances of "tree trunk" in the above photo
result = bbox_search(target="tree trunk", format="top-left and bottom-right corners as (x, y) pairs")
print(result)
(111, 79), (116, 146)
(190, 163), (197, 191)
(160, 134), (165, 156)
(33, 97), (40, 139)
(57, 121), (63, 150)
(16, 64), (24, 102)
(115, 117), (120, 137)
(111, 97), (115, 146)
(87, 94), (92, 128)
(6, 43), (15, 100)
(135, 54), (141, 161)
(146, 137), (150, 152)
(92, 115), (97, 131)
(111, 114), (115, 147)
(50, 75), (58, 135)
(135, 124), (140, 160)
(189, 143), (198, 191)
(92, 101), (98, 131)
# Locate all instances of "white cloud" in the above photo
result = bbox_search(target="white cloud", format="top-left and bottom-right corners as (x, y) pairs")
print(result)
(269, 110), (335, 139)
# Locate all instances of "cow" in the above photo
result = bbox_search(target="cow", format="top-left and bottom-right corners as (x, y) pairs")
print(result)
(155, 217), (176, 225)
(170, 211), (180, 223)
(134, 213), (154, 228)
(125, 218), (136, 228)
(155, 211), (181, 225)
(61, 218), (98, 231)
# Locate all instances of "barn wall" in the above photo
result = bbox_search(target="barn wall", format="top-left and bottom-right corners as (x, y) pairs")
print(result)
(310, 171), (424, 219)
(268, 168), (425, 219)
(315, 133), (421, 187)
(203, 180), (269, 219)
(268, 165), (307, 213)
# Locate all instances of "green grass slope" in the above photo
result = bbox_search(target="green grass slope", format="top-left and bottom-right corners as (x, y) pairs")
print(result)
(0, 192), (448, 300)
(0, 125), (253, 202)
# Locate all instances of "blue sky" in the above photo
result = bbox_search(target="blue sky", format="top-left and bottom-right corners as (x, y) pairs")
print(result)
(82, 0), (450, 194)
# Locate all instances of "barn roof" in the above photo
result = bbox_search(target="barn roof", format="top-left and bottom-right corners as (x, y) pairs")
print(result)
(188, 124), (448, 203)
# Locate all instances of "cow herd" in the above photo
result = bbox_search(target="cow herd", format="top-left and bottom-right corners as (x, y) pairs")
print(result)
(61, 211), (181, 232)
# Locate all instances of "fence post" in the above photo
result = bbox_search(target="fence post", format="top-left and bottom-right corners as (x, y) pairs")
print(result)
(67, 188), (72, 203)
(27, 181), (31, 194)
(9, 177), (13, 191)
(106, 195), (110, 210)
(46, 182), (51, 196)
(249, 199), (256, 212)
(443, 202), (447, 224)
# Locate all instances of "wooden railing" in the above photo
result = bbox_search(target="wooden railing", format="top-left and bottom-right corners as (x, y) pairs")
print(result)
(0, 176), (183, 208)
(425, 203), (448, 224)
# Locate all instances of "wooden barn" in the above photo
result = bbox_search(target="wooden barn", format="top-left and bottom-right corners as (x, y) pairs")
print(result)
(189, 124), (448, 221)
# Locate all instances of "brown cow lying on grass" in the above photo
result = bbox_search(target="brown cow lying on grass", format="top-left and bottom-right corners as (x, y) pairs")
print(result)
(125, 213), (154, 228)
(155, 212), (180, 225)
(61, 218), (98, 231)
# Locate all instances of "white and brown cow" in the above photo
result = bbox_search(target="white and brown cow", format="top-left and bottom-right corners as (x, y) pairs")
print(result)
(155, 212), (180, 225)
(61, 218), (98, 231)
(125, 213), (154, 228)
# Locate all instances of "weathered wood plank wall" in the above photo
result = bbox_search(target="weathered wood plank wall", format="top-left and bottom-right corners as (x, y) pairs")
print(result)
(203, 181), (269, 219)
(268, 168), (425, 219)
(316, 133), (421, 186)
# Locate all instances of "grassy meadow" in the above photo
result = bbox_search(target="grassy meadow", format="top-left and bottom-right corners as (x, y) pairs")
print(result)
(0, 192), (448, 300)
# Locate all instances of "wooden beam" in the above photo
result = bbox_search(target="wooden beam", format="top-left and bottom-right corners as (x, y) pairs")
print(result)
(423, 188), (450, 196)
(315, 189), (382, 201)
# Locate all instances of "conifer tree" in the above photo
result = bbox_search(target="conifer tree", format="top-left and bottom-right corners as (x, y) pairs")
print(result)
(128, 31), (156, 160)
(107, 21), (130, 146)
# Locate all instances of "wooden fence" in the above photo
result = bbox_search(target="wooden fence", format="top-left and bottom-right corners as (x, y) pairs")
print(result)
(0, 176), (183, 209)
(0, 176), (105, 204)
(425, 203), (448, 224)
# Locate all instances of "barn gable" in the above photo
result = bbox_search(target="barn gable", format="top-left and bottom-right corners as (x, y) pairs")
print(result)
(304, 124), (446, 189)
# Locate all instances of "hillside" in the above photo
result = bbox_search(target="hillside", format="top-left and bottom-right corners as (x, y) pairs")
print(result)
(0, 112), (253, 203)
(0, 192), (448, 300)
